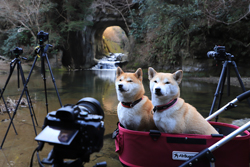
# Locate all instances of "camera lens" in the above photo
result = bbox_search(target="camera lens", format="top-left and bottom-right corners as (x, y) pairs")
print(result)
(207, 51), (216, 58)
(76, 97), (104, 119)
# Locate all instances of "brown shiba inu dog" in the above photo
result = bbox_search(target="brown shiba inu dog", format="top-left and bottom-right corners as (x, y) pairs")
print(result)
(148, 67), (218, 135)
(115, 67), (156, 131)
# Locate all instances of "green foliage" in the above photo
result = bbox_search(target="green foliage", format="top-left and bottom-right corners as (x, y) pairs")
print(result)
(129, 9), (147, 42)
(18, 30), (31, 45)
(58, 0), (94, 32)
(41, 0), (94, 55)
(129, 0), (205, 66)
(129, 0), (250, 68)
(1, 28), (24, 55)
(1, 28), (18, 55)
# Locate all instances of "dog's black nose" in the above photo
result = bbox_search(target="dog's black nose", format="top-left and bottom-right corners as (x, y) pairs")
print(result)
(118, 84), (125, 92)
(155, 88), (162, 95)
(118, 84), (123, 89)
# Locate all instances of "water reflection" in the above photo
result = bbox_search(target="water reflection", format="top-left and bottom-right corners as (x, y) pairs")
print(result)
(60, 70), (118, 116)
(91, 69), (116, 83)
(181, 78), (250, 120)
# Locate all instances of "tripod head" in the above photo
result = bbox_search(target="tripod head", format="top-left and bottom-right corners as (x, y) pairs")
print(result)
(35, 30), (52, 57)
(12, 47), (23, 58)
(10, 47), (27, 67)
(34, 44), (53, 57)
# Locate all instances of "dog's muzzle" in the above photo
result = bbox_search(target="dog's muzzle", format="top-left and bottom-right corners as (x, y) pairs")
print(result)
(155, 88), (163, 96)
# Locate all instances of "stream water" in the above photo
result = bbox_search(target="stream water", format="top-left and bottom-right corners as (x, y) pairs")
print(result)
(0, 67), (250, 167)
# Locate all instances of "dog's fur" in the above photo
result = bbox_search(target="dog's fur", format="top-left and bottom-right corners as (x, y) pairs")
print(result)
(148, 67), (218, 135)
(115, 67), (156, 131)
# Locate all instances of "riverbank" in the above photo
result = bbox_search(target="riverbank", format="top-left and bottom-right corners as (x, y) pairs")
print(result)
(0, 58), (33, 74)
(189, 77), (250, 88)
(1, 59), (250, 88)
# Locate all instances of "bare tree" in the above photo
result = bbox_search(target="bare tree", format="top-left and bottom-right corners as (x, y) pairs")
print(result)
(0, 0), (46, 40)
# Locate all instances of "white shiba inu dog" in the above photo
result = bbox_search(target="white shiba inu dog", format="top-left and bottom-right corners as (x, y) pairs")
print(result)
(115, 67), (156, 131)
(148, 67), (218, 135)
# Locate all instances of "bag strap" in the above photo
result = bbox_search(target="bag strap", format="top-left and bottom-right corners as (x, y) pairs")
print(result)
(112, 122), (120, 139)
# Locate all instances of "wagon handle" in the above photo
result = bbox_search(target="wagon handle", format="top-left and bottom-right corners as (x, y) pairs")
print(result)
(206, 90), (250, 121)
(237, 90), (250, 102)
(179, 120), (250, 167)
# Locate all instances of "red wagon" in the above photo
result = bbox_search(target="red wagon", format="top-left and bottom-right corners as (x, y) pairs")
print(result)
(113, 91), (250, 167)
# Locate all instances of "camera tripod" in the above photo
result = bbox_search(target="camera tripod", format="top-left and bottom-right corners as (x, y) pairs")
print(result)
(33, 42), (63, 113)
(209, 53), (250, 120)
(0, 54), (38, 149)
(1, 41), (62, 148)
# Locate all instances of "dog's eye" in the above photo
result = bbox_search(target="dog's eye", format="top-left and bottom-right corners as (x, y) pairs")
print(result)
(119, 79), (122, 81)
(154, 80), (157, 83)
(128, 80), (133, 82)
(165, 81), (170, 84)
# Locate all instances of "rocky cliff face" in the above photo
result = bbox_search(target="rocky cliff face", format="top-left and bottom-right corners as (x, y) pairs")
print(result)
(62, 28), (94, 69)
(62, 1), (131, 70)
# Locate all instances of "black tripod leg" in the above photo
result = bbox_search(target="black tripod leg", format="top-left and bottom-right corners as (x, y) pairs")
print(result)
(214, 65), (228, 122)
(227, 62), (230, 96)
(41, 56), (49, 114)
(1, 101), (19, 149)
(23, 87), (38, 136)
(18, 62), (38, 126)
(0, 89), (18, 135)
(17, 63), (20, 89)
(0, 62), (18, 134)
(232, 61), (250, 107)
(0, 61), (17, 99)
(45, 54), (62, 107)
(0, 56), (38, 149)
(217, 66), (227, 109)
(209, 61), (228, 116)
(0, 83), (38, 149)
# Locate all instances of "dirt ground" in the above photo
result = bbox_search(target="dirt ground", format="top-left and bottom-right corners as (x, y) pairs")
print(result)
(0, 59), (11, 73)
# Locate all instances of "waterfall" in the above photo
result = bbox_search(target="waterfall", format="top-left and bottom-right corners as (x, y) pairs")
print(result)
(91, 53), (124, 70)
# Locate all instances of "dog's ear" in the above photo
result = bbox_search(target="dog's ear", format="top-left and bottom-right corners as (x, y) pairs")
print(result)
(116, 67), (124, 77)
(135, 68), (143, 81)
(148, 67), (157, 80)
(173, 70), (183, 84)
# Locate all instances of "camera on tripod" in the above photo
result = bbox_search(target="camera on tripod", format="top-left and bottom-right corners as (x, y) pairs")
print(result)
(35, 97), (105, 166)
(37, 30), (49, 43)
(12, 47), (23, 56)
(207, 45), (227, 61)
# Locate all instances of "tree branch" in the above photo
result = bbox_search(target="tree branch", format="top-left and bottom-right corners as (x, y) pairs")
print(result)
(230, 37), (250, 47)
(204, 0), (250, 25)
